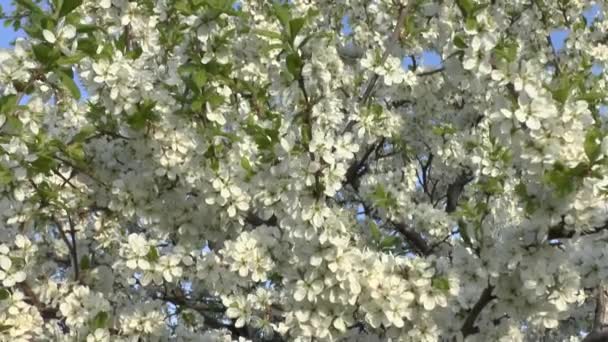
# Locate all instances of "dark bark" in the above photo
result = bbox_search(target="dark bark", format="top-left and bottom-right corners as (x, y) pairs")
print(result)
(393, 222), (432, 255)
(446, 171), (474, 213)
(583, 284), (608, 342)
(461, 285), (495, 337)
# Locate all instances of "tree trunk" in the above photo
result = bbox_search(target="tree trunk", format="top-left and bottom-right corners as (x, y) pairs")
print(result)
(583, 284), (608, 342)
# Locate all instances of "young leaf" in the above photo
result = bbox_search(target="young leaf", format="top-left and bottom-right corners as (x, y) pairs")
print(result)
(57, 70), (81, 100)
(146, 246), (159, 262)
(286, 53), (302, 79)
(273, 3), (291, 30)
(0, 288), (9, 300)
(15, 0), (43, 13)
(59, 0), (83, 17)
(289, 17), (306, 43)
(584, 127), (602, 162)
(90, 311), (109, 329)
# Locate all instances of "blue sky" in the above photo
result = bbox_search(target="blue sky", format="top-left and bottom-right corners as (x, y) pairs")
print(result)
(0, 0), (24, 48)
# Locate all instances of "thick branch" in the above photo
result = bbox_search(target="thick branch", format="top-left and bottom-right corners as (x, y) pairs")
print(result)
(582, 284), (608, 342)
(461, 285), (495, 337)
(446, 170), (474, 213)
(17, 282), (59, 320)
(548, 221), (608, 241)
(344, 138), (385, 190)
(393, 222), (432, 255)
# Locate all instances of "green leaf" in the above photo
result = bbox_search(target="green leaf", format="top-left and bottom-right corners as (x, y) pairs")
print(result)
(75, 24), (101, 34)
(471, 3), (489, 15)
(548, 74), (571, 104)
(70, 125), (96, 143)
(380, 236), (400, 250)
(286, 52), (302, 79)
(371, 184), (397, 208)
(514, 182), (528, 198)
(191, 96), (205, 112)
(126, 45), (143, 60)
(253, 29), (283, 41)
(57, 71), (81, 100)
(453, 35), (468, 49)
(0, 94), (18, 114)
(481, 177), (503, 194)
(494, 39), (518, 63)
(90, 311), (108, 329)
(80, 255), (90, 270)
(240, 157), (254, 174)
(57, 52), (86, 66)
(579, 91), (606, 102)
(146, 246), (159, 262)
(543, 162), (588, 197)
(584, 127), (603, 162)
(66, 143), (85, 162)
(0, 165), (12, 186)
(273, 3), (291, 30)
(193, 70), (207, 90)
(456, 0), (475, 16)
(289, 17), (306, 43)
(465, 17), (477, 31)
(370, 221), (381, 242)
(30, 155), (56, 174)
(15, 0), (43, 13)
(0, 325), (11, 332)
(127, 101), (157, 130)
(58, 0), (82, 17)
(0, 288), (9, 300)
(77, 38), (98, 56)
(432, 277), (450, 292)
(32, 44), (61, 66)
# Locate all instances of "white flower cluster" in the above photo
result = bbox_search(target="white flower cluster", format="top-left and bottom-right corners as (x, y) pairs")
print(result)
(0, 0), (607, 341)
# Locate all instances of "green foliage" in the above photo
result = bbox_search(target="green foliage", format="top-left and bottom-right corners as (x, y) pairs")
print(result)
(432, 277), (450, 292)
(584, 127), (603, 163)
(58, 0), (83, 17)
(90, 311), (109, 330)
(543, 162), (589, 197)
(494, 38), (518, 63)
(371, 184), (397, 209)
(57, 70), (81, 100)
(127, 100), (158, 130)
(286, 52), (302, 79)
(146, 246), (160, 263)
(0, 288), (9, 300)
(0, 95), (18, 114)
(0, 165), (12, 186)
(80, 255), (90, 271)
(240, 157), (255, 180)
(33, 43), (61, 67)
(453, 34), (468, 49)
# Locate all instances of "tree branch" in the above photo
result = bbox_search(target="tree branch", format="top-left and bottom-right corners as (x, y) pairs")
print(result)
(446, 170), (474, 213)
(52, 217), (79, 282)
(547, 220), (608, 241)
(461, 285), (495, 337)
(359, 5), (409, 103)
(17, 282), (59, 321)
(393, 222), (432, 255)
(583, 284), (608, 342)
(344, 138), (385, 190)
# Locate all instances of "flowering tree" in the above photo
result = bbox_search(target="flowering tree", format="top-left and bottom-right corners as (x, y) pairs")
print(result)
(0, 0), (607, 340)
